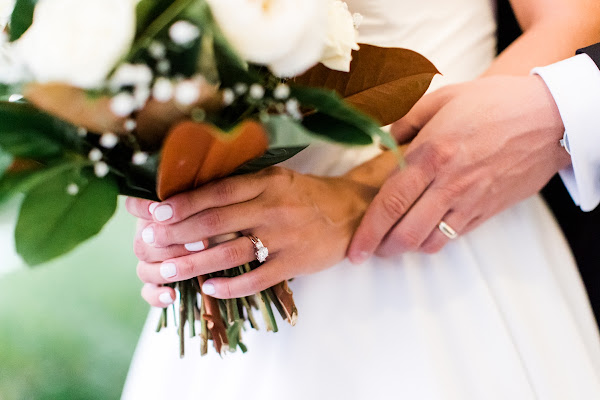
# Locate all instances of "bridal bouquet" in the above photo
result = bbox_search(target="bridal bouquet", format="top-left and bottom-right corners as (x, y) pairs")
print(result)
(0, 0), (437, 356)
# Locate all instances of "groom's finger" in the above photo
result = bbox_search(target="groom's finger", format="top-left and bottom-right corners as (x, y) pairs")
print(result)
(418, 209), (473, 254)
(390, 84), (456, 144)
(348, 148), (437, 263)
(374, 184), (450, 257)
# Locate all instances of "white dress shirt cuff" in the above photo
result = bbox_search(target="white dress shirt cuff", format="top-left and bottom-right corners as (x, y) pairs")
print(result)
(532, 54), (600, 211)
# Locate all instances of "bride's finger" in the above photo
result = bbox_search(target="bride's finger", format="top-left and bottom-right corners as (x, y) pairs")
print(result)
(142, 201), (266, 248)
(418, 210), (472, 254)
(134, 219), (206, 262)
(149, 174), (268, 224)
(141, 283), (176, 307)
(136, 236), (271, 284)
(126, 197), (156, 220)
(201, 256), (287, 299)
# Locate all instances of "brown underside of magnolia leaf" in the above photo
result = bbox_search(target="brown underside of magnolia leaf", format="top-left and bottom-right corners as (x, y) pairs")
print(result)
(7, 159), (43, 173)
(24, 83), (127, 134)
(136, 83), (221, 150)
(294, 44), (439, 126)
(157, 120), (269, 200)
(272, 281), (298, 326)
(24, 81), (222, 149)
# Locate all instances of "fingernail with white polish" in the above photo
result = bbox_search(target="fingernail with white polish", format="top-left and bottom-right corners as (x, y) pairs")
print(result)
(154, 205), (173, 222)
(160, 263), (177, 279)
(159, 292), (174, 305)
(142, 226), (155, 244)
(185, 241), (206, 252)
(202, 283), (216, 295)
(149, 202), (159, 215)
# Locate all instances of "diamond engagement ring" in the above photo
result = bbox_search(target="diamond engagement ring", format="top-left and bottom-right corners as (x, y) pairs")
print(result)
(438, 221), (458, 239)
(247, 234), (269, 263)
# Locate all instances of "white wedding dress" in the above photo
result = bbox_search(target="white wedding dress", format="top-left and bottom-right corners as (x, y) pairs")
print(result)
(122, 0), (600, 398)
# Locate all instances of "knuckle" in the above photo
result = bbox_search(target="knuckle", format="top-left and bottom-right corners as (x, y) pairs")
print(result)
(222, 281), (233, 299)
(421, 142), (453, 173)
(177, 258), (196, 278)
(396, 228), (421, 251)
(199, 209), (224, 232)
(133, 238), (149, 261)
(213, 179), (235, 204)
(152, 224), (170, 247)
(380, 192), (410, 220)
(221, 244), (242, 266)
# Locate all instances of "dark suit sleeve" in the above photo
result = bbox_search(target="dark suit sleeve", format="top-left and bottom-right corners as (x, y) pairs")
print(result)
(577, 43), (600, 69)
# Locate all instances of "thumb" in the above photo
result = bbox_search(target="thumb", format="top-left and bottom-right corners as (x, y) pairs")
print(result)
(390, 86), (456, 144)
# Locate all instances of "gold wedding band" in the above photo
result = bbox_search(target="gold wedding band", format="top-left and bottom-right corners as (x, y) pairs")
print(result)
(438, 221), (458, 239)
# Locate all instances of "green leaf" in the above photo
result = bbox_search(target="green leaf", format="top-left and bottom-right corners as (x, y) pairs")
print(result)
(127, 0), (197, 61)
(302, 114), (373, 145)
(262, 115), (319, 148)
(0, 147), (13, 179)
(233, 147), (307, 175)
(0, 101), (82, 158)
(135, 0), (173, 38)
(0, 85), (21, 101)
(0, 161), (80, 204)
(9, 0), (37, 42)
(15, 168), (119, 266)
(291, 86), (397, 150)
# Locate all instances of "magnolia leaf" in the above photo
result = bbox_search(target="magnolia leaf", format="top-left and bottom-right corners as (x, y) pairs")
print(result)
(0, 102), (70, 159)
(262, 115), (319, 148)
(302, 113), (373, 146)
(233, 146), (307, 176)
(0, 129), (61, 159)
(9, 0), (37, 41)
(0, 148), (13, 179)
(0, 160), (74, 203)
(291, 86), (395, 147)
(23, 82), (221, 150)
(157, 120), (269, 200)
(15, 168), (119, 266)
(0, 100), (82, 153)
(23, 83), (127, 135)
(295, 44), (439, 126)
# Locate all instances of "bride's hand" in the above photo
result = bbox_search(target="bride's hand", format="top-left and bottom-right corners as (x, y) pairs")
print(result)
(126, 166), (378, 303)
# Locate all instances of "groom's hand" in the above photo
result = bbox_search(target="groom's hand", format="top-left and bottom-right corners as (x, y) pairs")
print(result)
(348, 75), (571, 261)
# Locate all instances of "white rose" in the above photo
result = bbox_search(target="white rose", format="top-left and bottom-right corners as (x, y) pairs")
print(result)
(207, 0), (327, 77)
(320, 0), (359, 72)
(0, 0), (15, 28)
(15, 0), (137, 88)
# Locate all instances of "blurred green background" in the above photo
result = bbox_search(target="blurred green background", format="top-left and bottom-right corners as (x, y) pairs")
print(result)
(0, 198), (148, 400)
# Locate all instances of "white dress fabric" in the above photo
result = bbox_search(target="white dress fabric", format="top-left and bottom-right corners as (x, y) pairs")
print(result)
(122, 0), (600, 399)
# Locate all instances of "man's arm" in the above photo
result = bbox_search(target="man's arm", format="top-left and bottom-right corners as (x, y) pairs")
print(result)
(348, 44), (600, 261)
(533, 43), (600, 211)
